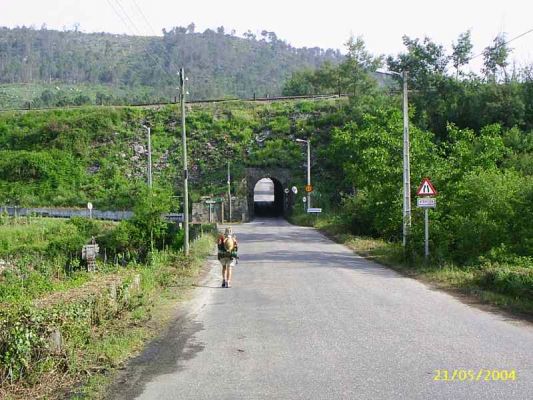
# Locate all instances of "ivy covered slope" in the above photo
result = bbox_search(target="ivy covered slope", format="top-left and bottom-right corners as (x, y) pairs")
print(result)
(0, 98), (344, 209)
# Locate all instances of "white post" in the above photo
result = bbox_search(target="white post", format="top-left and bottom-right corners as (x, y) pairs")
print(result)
(307, 139), (311, 210)
(424, 208), (429, 258)
(180, 68), (189, 256)
(227, 161), (232, 222)
(146, 126), (153, 189)
(402, 70), (411, 247)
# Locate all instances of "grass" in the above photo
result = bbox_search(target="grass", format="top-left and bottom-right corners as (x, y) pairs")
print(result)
(289, 212), (533, 317)
(0, 213), (217, 399)
(0, 217), (115, 304)
(70, 233), (215, 400)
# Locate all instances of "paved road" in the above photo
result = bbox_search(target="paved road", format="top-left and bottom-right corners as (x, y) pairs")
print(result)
(108, 218), (533, 400)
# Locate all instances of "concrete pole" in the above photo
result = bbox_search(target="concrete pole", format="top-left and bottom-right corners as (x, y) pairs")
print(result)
(180, 68), (189, 255)
(227, 161), (232, 222)
(424, 208), (429, 259)
(402, 70), (412, 247)
(146, 126), (153, 189)
(307, 139), (311, 210)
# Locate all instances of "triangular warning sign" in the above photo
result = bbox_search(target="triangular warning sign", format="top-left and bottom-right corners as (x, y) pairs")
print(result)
(417, 178), (437, 196)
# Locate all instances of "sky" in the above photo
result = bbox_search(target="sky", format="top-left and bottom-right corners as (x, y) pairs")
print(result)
(1, 0), (532, 73)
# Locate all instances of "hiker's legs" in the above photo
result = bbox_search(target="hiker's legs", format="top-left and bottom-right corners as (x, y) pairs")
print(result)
(221, 265), (227, 281)
(226, 266), (233, 284)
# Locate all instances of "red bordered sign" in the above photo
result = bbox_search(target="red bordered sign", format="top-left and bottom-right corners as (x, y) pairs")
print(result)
(416, 178), (437, 196)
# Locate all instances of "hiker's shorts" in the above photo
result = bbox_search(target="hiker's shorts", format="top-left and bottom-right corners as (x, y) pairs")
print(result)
(220, 257), (236, 267)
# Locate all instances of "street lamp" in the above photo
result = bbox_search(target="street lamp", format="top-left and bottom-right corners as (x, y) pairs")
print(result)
(379, 69), (411, 246)
(141, 124), (153, 189)
(295, 138), (311, 209)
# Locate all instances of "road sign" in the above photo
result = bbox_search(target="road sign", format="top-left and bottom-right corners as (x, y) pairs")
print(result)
(416, 178), (437, 196)
(166, 213), (184, 222)
(302, 197), (307, 203)
(284, 188), (290, 194)
(87, 202), (93, 210)
(205, 200), (216, 204)
(307, 208), (322, 213)
(417, 197), (436, 208)
(292, 186), (298, 194)
(305, 184), (313, 193)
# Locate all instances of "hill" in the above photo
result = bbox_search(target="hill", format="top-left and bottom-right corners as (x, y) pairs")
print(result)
(0, 26), (342, 109)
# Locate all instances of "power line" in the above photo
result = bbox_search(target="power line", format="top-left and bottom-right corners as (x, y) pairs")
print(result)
(131, 0), (158, 36)
(105, 0), (137, 35)
(105, 0), (175, 82)
(468, 27), (533, 62)
(114, 0), (143, 35)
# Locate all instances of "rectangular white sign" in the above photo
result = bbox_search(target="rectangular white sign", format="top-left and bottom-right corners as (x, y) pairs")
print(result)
(417, 198), (436, 208)
(307, 208), (322, 213)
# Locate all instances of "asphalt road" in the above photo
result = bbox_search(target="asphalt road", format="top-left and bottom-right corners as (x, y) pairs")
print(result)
(108, 218), (533, 400)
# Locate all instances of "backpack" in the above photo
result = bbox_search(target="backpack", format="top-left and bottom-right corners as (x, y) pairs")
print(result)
(223, 237), (235, 252)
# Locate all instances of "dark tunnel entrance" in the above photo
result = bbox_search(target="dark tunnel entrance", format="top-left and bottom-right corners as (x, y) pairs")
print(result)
(253, 178), (284, 217)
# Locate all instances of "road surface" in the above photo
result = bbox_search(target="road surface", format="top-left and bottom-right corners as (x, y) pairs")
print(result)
(107, 218), (533, 400)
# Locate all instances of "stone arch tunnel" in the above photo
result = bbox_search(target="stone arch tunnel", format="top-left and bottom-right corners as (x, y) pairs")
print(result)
(246, 167), (294, 220)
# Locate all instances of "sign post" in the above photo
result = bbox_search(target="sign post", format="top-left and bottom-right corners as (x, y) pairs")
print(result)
(416, 178), (437, 260)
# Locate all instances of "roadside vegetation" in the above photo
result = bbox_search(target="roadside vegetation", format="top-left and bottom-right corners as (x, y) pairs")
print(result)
(0, 188), (216, 399)
(0, 26), (531, 398)
(284, 32), (532, 316)
(290, 213), (533, 316)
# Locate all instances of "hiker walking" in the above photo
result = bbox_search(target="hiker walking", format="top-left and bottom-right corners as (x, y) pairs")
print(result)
(218, 227), (238, 288)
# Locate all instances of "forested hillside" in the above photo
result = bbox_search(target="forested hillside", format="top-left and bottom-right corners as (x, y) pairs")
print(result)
(0, 26), (342, 108)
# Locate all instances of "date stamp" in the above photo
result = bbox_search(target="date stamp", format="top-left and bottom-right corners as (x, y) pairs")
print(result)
(433, 369), (517, 382)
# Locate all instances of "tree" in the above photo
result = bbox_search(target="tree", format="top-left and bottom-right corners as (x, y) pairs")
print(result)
(452, 30), (473, 79)
(341, 36), (382, 96)
(387, 35), (449, 89)
(482, 33), (511, 82)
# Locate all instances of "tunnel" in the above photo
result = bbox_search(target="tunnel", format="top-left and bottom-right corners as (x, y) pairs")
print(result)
(253, 177), (284, 217)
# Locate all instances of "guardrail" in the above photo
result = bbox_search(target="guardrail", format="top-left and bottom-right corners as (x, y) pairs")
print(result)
(1, 206), (133, 221)
(1, 206), (188, 223)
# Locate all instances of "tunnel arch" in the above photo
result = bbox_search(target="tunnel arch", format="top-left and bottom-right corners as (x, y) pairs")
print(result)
(253, 177), (284, 217)
(246, 167), (294, 220)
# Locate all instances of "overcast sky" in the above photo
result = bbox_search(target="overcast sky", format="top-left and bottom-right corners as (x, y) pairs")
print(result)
(1, 0), (532, 73)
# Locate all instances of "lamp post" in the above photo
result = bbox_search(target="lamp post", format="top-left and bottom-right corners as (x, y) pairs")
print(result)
(295, 138), (311, 210)
(142, 124), (152, 189)
(379, 69), (411, 246)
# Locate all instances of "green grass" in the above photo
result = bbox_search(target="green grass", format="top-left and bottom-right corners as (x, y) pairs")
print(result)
(0, 82), (170, 110)
(0, 232), (215, 400)
(0, 217), (117, 305)
(0, 217), (67, 255)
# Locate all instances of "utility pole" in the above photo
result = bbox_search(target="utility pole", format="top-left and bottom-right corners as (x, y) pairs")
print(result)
(402, 70), (412, 247)
(227, 161), (232, 222)
(142, 125), (153, 189)
(143, 124), (154, 253)
(306, 139), (311, 209)
(179, 68), (190, 255)
(296, 138), (311, 210)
